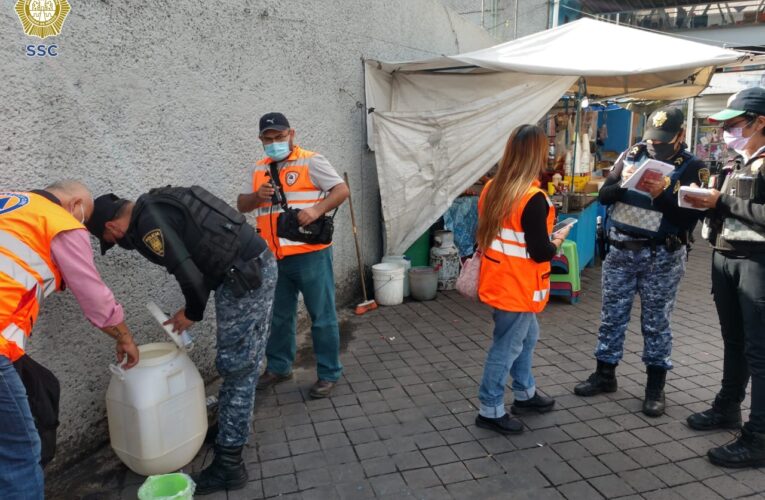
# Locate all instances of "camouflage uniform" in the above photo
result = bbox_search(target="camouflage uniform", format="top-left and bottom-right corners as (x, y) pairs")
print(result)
(595, 234), (686, 370)
(214, 249), (277, 448)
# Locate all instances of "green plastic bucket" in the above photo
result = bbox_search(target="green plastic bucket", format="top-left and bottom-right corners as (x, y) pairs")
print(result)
(137, 473), (195, 500)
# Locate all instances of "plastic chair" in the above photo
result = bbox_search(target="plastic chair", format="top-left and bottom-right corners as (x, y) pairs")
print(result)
(550, 240), (581, 304)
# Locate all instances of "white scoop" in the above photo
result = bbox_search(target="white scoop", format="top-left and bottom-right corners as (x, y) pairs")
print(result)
(146, 301), (193, 351)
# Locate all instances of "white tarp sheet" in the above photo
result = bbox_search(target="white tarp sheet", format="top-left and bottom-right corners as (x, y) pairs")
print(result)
(366, 18), (746, 255)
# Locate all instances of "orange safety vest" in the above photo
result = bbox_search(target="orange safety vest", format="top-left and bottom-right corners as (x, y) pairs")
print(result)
(0, 192), (83, 361)
(478, 180), (556, 313)
(250, 145), (332, 259)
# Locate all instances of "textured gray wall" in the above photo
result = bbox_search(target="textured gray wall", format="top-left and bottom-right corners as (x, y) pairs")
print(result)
(0, 0), (495, 472)
(442, 0), (551, 40)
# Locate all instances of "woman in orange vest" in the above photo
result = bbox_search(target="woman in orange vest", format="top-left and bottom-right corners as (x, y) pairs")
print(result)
(474, 125), (571, 435)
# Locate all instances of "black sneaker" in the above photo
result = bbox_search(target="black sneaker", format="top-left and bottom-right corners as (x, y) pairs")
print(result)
(475, 414), (524, 435)
(511, 392), (556, 415)
(707, 428), (765, 468)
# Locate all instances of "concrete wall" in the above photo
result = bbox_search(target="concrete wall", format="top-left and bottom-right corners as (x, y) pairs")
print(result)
(441, 0), (551, 40)
(0, 0), (495, 472)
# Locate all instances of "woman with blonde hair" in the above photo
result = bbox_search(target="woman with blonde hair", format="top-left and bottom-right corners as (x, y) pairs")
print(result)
(475, 124), (571, 434)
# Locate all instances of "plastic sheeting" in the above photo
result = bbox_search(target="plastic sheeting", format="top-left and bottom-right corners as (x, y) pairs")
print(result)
(365, 18), (746, 255)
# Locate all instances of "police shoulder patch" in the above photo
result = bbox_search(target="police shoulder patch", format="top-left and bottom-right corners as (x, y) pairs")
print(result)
(674, 156), (685, 166)
(142, 229), (165, 257)
(673, 180), (681, 194)
(698, 167), (710, 185)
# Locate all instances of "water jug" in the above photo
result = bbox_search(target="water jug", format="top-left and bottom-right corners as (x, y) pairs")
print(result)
(430, 230), (460, 290)
(107, 342), (207, 476)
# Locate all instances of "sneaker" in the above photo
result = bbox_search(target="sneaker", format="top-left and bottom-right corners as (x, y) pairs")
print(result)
(475, 414), (524, 435)
(309, 380), (336, 399)
(256, 371), (293, 391)
(511, 392), (555, 415)
(708, 428), (765, 468)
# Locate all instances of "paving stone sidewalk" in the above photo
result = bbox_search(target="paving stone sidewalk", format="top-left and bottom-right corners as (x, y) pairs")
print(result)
(54, 241), (763, 499)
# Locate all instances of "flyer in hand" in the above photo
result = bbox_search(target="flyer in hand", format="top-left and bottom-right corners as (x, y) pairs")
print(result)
(621, 159), (675, 196)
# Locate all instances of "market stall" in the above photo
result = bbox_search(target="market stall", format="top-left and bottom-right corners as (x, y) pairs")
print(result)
(364, 17), (746, 257)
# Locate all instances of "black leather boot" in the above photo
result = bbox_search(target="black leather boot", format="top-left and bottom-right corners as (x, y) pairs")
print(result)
(708, 426), (765, 468)
(574, 360), (617, 397)
(193, 445), (248, 495)
(687, 395), (742, 431)
(642, 366), (666, 417)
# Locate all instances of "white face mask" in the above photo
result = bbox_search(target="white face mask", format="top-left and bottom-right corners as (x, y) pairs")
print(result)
(723, 128), (750, 156)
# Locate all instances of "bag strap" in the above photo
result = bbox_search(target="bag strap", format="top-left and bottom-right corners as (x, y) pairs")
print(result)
(268, 162), (290, 211)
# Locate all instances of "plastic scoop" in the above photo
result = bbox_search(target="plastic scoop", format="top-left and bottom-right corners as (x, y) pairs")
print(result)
(146, 301), (193, 351)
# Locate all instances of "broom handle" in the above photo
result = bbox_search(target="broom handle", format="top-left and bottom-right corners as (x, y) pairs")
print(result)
(343, 172), (369, 302)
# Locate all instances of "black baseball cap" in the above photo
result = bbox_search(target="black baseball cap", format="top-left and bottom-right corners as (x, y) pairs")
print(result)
(709, 87), (765, 122)
(644, 107), (685, 143)
(259, 112), (290, 135)
(86, 193), (128, 255)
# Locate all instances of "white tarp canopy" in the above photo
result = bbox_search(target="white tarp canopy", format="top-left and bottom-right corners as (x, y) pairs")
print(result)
(366, 18), (746, 255)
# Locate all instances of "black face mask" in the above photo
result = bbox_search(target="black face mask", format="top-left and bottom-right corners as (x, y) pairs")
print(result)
(116, 236), (135, 250)
(646, 142), (677, 161)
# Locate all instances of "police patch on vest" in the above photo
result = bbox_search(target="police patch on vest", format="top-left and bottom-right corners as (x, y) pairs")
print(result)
(698, 168), (710, 185)
(285, 171), (299, 186)
(142, 229), (165, 257)
(0, 193), (29, 215)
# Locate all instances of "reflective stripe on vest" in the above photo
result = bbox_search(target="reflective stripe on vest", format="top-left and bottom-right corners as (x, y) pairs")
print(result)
(1, 323), (26, 352)
(0, 230), (57, 299)
(532, 289), (549, 302)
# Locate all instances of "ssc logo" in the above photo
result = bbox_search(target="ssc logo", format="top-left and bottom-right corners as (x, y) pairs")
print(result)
(15, 0), (71, 39)
(0, 193), (30, 215)
(285, 171), (299, 186)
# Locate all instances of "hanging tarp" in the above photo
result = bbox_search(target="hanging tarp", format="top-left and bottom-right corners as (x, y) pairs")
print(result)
(366, 18), (747, 255)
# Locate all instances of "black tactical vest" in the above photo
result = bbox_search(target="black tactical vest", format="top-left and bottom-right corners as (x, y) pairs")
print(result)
(134, 185), (261, 280)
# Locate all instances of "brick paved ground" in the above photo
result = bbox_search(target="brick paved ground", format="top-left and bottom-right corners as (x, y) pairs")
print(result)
(54, 241), (764, 499)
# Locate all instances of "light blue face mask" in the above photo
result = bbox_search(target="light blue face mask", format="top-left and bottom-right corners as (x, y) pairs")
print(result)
(264, 141), (291, 161)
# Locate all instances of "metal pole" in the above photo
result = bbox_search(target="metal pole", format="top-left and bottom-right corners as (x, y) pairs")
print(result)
(686, 97), (696, 149)
(570, 78), (586, 193)
(481, 0), (485, 27)
(514, 0), (519, 39)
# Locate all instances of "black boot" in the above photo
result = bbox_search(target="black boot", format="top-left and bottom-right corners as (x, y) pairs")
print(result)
(642, 366), (666, 417)
(574, 360), (617, 397)
(708, 426), (765, 468)
(193, 445), (248, 495)
(687, 395), (742, 431)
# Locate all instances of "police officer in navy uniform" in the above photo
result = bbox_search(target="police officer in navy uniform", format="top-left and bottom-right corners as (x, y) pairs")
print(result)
(574, 107), (707, 417)
(87, 186), (277, 495)
(684, 87), (765, 468)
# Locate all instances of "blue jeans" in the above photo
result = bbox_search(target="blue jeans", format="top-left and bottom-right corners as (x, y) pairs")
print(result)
(266, 247), (343, 381)
(478, 310), (539, 418)
(0, 355), (44, 499)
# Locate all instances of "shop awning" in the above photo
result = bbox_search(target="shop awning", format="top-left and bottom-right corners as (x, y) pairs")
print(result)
(366, 18), (747, 255)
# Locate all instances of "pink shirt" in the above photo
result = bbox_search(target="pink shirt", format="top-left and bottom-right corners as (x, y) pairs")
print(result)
(50, 229), (124, 328)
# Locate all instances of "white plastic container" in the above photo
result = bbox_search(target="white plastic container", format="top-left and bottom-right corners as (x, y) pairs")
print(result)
(381, 255), (412, 297)
(372, 262), (405, 306)
(107, 342), (207, 476)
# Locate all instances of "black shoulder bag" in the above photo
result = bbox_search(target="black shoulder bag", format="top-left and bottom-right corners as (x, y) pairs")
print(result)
(269, 162), (337, 245)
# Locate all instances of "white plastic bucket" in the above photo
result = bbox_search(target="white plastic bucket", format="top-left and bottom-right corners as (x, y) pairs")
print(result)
(409, 266), (439, 301)
(381, 255), (412, 297)
(372, 262), (405, 306)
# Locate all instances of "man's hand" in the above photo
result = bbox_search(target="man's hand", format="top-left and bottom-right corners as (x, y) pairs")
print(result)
(297, 206), (322, 226)
(684, 182), (722, 209)
(257, 182), (276, 203)
(164, 308), (195, 334)
(116, 334), (139, 369)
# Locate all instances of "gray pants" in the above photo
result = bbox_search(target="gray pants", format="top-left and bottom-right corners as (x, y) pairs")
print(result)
(214, 250), (277, 447)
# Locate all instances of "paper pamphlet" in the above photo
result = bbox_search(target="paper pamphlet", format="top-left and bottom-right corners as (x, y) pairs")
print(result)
(621, 159), (675, 195)
(678, 186), (713, 210)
